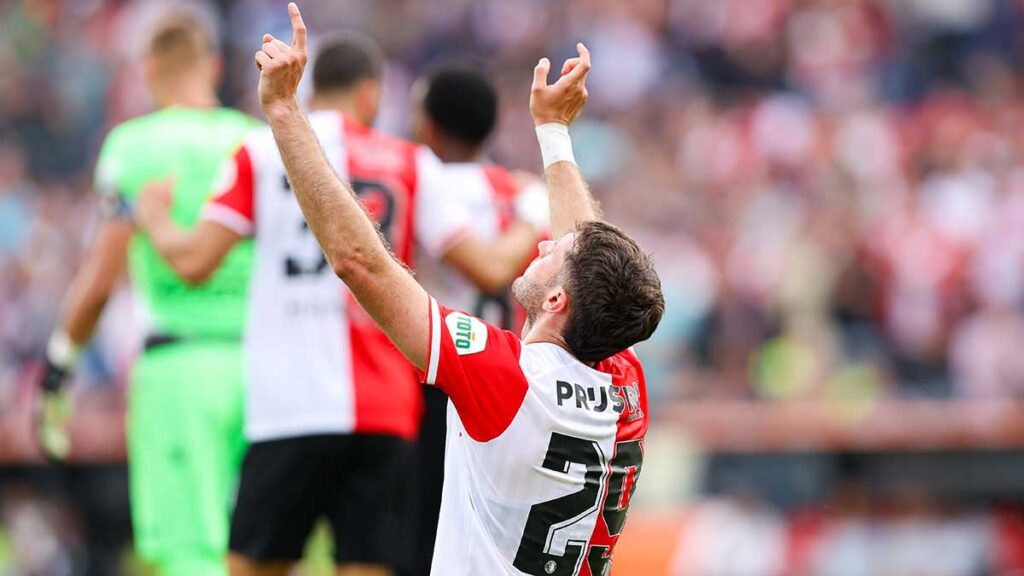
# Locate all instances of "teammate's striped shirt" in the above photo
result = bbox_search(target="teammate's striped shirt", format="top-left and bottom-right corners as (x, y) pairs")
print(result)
(202, 110), (471, 442)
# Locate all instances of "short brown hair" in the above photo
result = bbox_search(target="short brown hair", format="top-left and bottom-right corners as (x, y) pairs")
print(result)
(562, 221), (665, 363)
(146, 9), (215, 75)
(312, 33), (384, 94)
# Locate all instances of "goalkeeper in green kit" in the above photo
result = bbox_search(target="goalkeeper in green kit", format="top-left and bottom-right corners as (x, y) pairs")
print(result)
(35, 9), (258, 576)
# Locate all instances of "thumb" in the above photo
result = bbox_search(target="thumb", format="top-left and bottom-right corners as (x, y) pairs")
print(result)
(532, 58), (551, 91)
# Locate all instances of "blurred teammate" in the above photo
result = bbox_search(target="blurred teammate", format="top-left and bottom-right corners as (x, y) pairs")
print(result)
(254, 5), (664, 575)
(412, 66), (548, 329)
(410, 65), (549, 575)
(35, 9), (257, 576)
(136, 33), (542, 576)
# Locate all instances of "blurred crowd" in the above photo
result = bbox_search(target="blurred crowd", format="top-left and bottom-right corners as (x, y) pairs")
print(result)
(6, 0), (1024, 574)
(672, 496), (1024, 576)
(7, 0), (1024, 411)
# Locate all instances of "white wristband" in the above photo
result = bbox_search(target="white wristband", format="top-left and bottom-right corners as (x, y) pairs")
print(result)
(535, 123), (576, 169)
(47, 330), (82, 370)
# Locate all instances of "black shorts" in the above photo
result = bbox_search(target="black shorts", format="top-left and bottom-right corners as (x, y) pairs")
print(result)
(229, 433), (416, 568)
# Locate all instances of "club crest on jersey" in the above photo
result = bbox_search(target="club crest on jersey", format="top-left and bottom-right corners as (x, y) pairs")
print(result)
(445, 312), (487, 355)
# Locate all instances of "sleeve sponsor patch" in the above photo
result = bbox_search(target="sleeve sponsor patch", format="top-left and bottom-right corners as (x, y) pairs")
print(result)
(445, 312), (488, 356)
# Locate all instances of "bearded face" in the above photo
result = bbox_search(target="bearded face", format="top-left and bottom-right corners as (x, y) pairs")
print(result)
(512, 275), (547, 325)
(512, 233), (576, 330)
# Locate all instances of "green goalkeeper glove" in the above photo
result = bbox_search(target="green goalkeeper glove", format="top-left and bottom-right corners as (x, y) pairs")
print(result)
(34, 332), (79, 462)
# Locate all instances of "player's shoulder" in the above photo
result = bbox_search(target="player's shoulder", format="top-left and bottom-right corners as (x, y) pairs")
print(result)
(479, 162), (514, 185)
(104, 107), (258, 147)
(519, 345), (644, 381)
(100, 112), (161, 149)
(214, 106), (261, 126)
(480, 163), (521, 201)
(442, 306), (521, 349)
(354, 119), (418, 152)
(342, 116), (427, 180)
(234, 121), (280, 165)
(595, 348), (645, 384)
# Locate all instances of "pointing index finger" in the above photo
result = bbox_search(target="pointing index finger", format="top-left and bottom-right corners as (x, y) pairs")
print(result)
(288, 2), (307, 51)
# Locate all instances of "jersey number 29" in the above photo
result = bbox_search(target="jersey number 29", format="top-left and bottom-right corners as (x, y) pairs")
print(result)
(513, 433), (643, 576)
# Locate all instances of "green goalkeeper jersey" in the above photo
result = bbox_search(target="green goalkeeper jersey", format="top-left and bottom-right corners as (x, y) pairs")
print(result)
(95, 106), (260, 339)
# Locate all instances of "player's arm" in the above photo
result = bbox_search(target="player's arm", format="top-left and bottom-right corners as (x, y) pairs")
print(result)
(256, 3), (430, 369)
(529, 44), (598, 239)
(442, 223), (538, 294)
(37, 191), (133, 461)
(136, 179), (241, 285)
(52, 219), (132, 356)
(416, 157), (546, 294)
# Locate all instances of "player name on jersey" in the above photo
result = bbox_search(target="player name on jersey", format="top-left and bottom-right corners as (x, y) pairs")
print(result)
(555, 379), (644, 423)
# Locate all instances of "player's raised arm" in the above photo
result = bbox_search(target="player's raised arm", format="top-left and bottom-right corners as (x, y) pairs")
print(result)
(255, 3), (430, 369)
(530, 43), (598, 240)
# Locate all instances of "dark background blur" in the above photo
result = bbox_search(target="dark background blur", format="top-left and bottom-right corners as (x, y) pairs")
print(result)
(6, 0), (1024, 574)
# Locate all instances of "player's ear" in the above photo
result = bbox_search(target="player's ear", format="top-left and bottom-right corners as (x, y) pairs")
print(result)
(543, 286), (568, 315)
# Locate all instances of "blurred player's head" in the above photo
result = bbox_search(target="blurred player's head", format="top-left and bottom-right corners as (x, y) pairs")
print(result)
(143, 7), (220, 108)
(310, 33), (384, 126)
(512, 221), (664, 363)
(413, 67), (498, 162)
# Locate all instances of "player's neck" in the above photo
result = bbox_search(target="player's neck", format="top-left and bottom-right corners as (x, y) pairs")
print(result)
(152, 79), (219, 110)
(309, 93), (369, 125)
(522, 315), (572, 356)
(435, 141), (482, 164)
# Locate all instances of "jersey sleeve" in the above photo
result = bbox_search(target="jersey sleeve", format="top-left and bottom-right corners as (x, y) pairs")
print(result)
(413, 147), (474, 258)
(420, 297), (529, 442)
(200, 145), (256, 237)
(94, 129), (133, 221)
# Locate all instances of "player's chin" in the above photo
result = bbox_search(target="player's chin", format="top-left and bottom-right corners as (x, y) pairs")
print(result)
(511, 276), (529, 305)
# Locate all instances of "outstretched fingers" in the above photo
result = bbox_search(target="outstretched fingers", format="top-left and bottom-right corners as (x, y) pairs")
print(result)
(532, 57), (551, 92)
(255, 50), (271, 70)
(561, 57), (580, 76)
(288, 2), (307, 52)
(560, 43), (591, 85)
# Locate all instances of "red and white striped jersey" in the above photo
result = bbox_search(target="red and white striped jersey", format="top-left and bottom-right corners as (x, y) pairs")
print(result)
(421, 297), (648, 576)
(202, 110), (471, 442)
(416, 162), (548, 331)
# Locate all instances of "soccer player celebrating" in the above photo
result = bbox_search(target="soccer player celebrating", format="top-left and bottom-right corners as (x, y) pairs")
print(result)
(35, 9), (258, 576)
(136, 31), (543, 576)
(410, 65), (550, 574)
(254, 5), (664, 575)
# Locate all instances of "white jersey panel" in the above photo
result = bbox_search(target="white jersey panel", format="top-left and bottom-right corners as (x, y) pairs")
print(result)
(421, 300), (648, 576)
(433, 345), (621, 575)
(243, 111), (355, 441)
